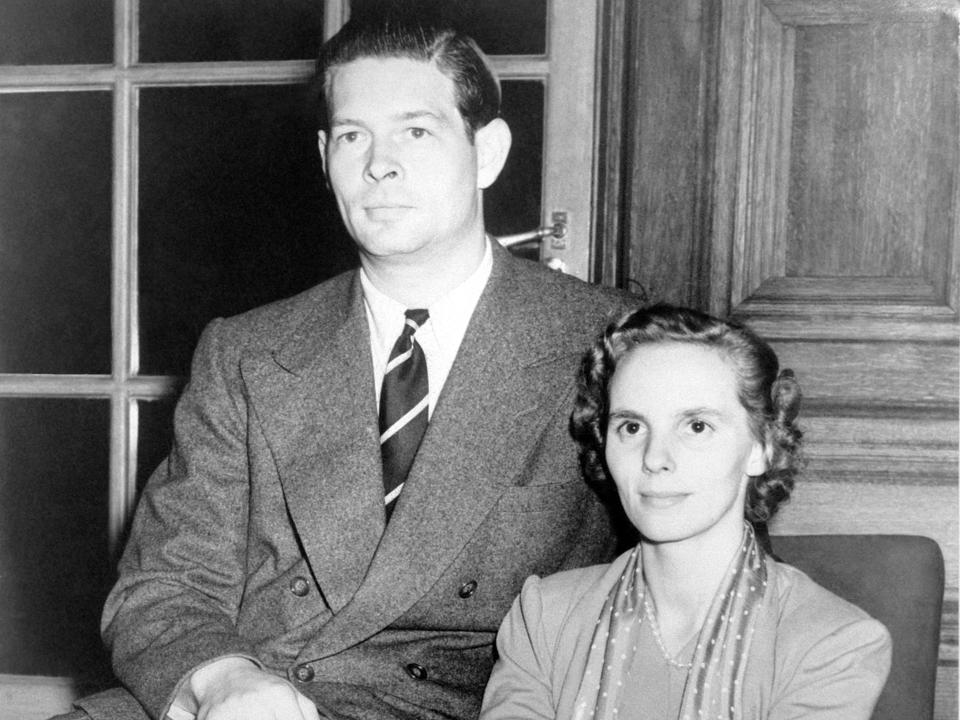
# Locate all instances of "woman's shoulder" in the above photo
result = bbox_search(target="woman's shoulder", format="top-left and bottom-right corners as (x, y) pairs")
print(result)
(539, 547), (635, 596)
(753, 560), (892, 717)
(771, 561), (881, 627)
(533, 563), (610, 599)
(768, 559), (891, 660)
(519, 551), (634, 636)
(521, 562), (613, 621)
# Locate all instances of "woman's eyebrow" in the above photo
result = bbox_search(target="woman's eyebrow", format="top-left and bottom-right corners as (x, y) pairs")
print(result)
(678, 407), (724, 420)
(607, 409), (644, 421)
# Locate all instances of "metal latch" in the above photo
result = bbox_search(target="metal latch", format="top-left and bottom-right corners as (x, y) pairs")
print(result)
(497, 211), (568, 249)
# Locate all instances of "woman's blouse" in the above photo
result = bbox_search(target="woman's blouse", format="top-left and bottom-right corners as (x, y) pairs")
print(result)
(479, 551), (891, 720)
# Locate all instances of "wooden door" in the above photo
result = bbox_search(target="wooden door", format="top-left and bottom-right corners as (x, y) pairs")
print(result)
(598, 0), (958, 716)
(713, 3), (958, 714)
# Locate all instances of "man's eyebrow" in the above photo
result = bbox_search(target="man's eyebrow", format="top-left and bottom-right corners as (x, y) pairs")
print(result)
(329, 110), (449, 129)
(329, 116), (364, 128)
(397, 109), (449, 124)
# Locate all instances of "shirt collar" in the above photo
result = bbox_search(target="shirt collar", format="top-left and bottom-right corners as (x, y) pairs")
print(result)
(360, 238), (493, 358)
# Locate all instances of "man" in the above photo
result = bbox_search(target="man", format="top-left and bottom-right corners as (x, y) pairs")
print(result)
(69, 12), (632, 720)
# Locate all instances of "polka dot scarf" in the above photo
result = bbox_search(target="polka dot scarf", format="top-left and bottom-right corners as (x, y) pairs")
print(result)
(571, 523), (769, 720)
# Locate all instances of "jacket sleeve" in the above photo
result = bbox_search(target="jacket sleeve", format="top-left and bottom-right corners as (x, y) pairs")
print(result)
(479, 575), (558, 720)
(101, 319), (263, 719)
(769, 614), (892, 720)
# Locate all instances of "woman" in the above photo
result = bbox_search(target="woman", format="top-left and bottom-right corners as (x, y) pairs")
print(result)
(480, 305), (890, 720)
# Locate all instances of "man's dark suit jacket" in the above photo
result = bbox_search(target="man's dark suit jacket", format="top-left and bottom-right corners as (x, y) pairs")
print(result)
(86, 243), (633, 720)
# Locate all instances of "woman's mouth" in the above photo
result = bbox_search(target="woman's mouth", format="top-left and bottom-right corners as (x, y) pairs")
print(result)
(639, 492), (688, 509)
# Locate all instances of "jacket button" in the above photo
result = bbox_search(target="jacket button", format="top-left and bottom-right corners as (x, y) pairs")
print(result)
(294, 664), (315, 682)
(458, 580), (478, 598)
(405, 663), (427, 680)
(289, 576), (310, 597)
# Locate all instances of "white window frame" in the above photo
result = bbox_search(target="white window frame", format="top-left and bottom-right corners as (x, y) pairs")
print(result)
(0, 0), (601, 554)
(0, 1), (601, 707)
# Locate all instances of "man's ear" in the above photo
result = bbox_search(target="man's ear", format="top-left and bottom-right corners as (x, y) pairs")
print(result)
(475, 118), (512, 190)
(317, 130), (328, 173)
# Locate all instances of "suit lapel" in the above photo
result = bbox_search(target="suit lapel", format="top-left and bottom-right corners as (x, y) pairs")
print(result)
(300, 245), (577, 659)
(243, 273), (386, 613)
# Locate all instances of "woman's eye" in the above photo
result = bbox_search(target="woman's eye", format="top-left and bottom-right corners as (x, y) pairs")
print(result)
(409, 127), (427, 139)
(689, 419), (709, 434)
(621, 421), (641, 436)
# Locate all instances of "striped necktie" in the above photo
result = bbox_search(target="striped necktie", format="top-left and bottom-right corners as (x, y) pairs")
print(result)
(379, 308), (430, 518)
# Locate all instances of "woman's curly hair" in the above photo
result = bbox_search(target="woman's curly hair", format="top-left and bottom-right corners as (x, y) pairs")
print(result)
(571, 304), (804, 524)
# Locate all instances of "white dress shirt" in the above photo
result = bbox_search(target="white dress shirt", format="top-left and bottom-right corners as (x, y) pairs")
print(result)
(360, 240), (493, 418)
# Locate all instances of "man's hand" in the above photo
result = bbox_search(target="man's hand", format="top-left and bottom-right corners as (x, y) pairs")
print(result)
(189, 657), (321, 720)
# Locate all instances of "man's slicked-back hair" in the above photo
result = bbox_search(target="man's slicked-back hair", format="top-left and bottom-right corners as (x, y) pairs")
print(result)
(315, 6), (501, 141)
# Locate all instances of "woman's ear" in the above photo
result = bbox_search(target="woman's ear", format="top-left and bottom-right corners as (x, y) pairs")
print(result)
(746, 440), (769, 477)
(475, 117), (512, 190)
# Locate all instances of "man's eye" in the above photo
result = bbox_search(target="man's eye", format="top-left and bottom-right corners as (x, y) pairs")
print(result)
(409, 127), (427, 139)
(338, 131), (360, 143)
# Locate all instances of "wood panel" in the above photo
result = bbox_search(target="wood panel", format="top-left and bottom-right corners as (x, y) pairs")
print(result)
(712, 2), (958, 317)
(765, 0), (960, 24)
(596, 0), (716, 303)
(787, 21), (954, 289)
(771, 340), (958, 406)
(936, 592), (959, 719)
(797, 413), (957, 485)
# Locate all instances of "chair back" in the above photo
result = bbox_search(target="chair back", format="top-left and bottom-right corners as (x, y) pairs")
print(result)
(771, 534), (944, 720)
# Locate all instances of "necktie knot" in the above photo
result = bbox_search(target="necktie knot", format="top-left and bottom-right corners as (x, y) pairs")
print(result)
(404, 308), (429, 334)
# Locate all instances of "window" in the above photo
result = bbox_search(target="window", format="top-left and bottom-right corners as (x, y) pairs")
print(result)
(0, 0), (599, 685)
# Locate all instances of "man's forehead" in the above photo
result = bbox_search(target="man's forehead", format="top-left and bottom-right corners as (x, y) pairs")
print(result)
(327, 56), (452, 94)
(325, 57), (463, 125)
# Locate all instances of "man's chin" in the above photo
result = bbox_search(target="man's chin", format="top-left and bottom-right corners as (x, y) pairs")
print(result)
(356, 238), (431, 261)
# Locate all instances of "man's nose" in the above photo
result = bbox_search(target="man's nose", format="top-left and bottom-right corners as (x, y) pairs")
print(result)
(364, 139), (401, 182)
(641, 432), (675, 474)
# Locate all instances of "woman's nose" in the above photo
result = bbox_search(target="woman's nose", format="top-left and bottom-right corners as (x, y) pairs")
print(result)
(641, 432), (675, 474)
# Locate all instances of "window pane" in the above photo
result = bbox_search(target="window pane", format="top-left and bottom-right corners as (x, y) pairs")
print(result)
(350, 0), (548, 55)
(138, 85), (354, 376)
(0, 92), (112, 374)
(139, 0), (325, 63)
(0, 0), (112, 65)
(0, 398), (111, 683)
(137, 398), (177, 493)
(485, 80), (544, 260)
